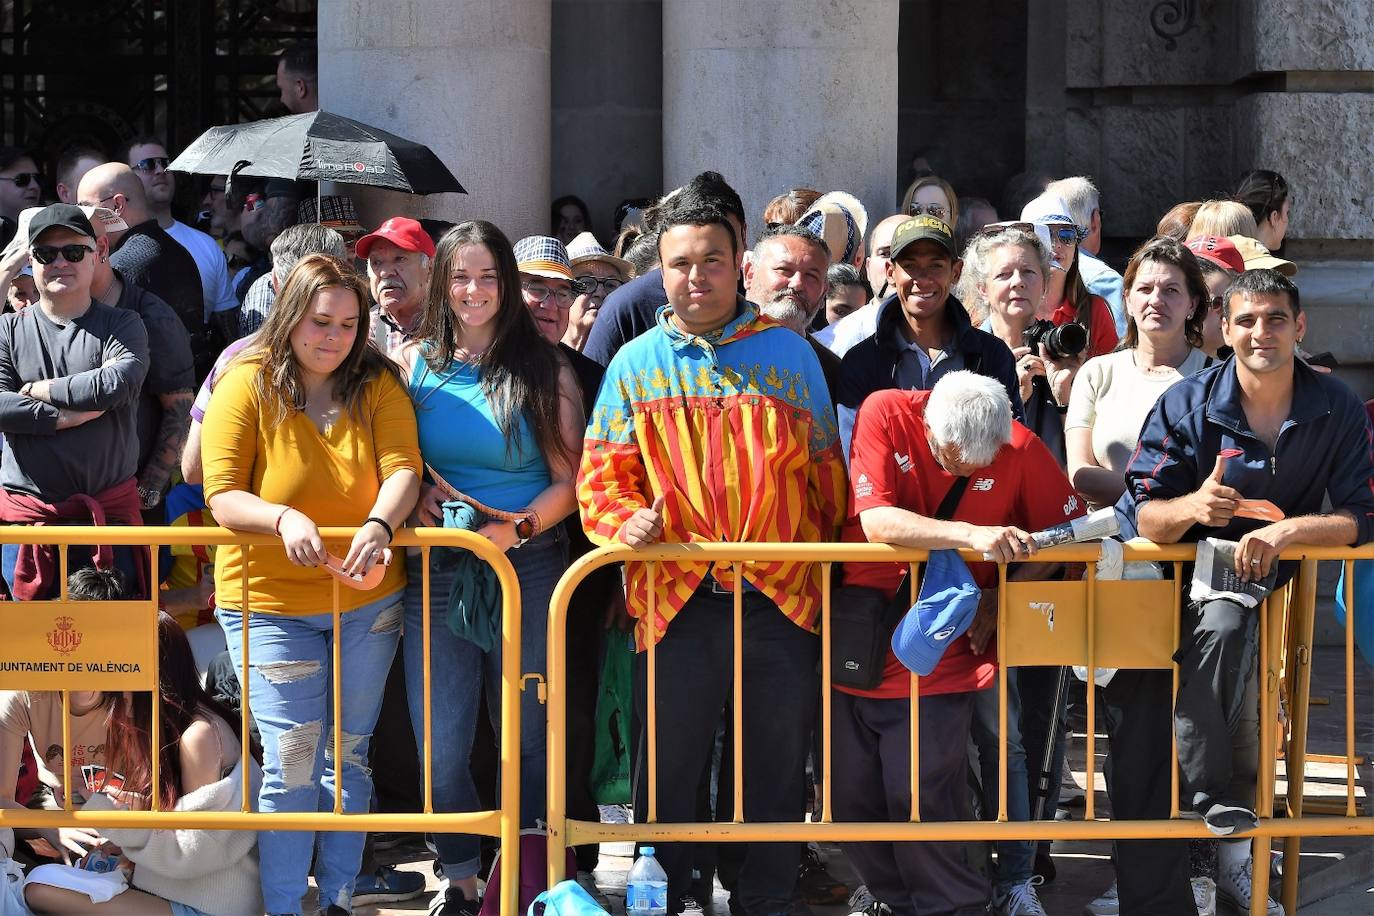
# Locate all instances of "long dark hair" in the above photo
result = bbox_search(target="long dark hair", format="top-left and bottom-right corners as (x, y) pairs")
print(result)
(104, 613), (258, 811)
(1061, 246), (1096, 336)
(235, 253), (402, 424)
(416, 220), (571, 467)
(1233, 169), (1289, 227)
(1118, 235), (1207, 351)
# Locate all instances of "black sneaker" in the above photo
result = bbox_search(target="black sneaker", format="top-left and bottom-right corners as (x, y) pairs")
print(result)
(429, 885), (482, 916)
(797, 846), (850, 905)
(353, 865), (427, 904)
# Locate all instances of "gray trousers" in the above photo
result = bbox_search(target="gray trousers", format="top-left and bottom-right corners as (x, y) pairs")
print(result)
(833, 689), (990, 916)
(1174, 597), (1261, 812)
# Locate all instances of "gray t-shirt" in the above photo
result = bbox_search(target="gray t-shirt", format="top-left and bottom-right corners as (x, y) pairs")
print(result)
(0, 301), (149, 500)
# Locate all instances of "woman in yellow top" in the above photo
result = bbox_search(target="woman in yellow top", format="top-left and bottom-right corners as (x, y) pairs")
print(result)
(200, 254), (420, 916)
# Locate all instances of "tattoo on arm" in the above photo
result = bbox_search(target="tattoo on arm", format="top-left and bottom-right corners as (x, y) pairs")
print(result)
(138, 390), (195, 495)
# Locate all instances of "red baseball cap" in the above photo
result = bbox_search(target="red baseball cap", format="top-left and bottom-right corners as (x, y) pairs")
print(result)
(1186, 235), (1245, 274)
(356, 216), (436, 260)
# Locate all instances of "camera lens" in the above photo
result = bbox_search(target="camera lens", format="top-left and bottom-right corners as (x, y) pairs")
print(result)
(1045, 322), (1088, 359)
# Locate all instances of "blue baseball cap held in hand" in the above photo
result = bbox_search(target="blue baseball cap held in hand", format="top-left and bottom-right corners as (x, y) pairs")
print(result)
(892, 549), (982, 676)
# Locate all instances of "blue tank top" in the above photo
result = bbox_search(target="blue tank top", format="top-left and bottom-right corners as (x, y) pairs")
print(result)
(409, 354), (551, 512)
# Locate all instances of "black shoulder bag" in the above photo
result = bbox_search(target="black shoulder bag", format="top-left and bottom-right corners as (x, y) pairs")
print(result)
(829, 475), (970, 689)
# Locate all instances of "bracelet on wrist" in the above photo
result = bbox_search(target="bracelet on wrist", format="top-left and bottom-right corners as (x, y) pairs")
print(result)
(274, 505), (293, 536)
(365, 516), (394, 544)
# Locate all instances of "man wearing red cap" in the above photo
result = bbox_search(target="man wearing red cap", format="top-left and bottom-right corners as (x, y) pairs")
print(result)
(358, 217), (435, 355)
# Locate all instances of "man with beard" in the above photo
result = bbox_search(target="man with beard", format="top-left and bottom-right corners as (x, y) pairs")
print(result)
(743, 225), (840, 395)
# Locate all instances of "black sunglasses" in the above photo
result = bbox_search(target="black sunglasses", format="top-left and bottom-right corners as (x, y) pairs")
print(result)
(131, 157), (170, 173)
(0, 172), (40, 188)
(31, 243), (96, 265)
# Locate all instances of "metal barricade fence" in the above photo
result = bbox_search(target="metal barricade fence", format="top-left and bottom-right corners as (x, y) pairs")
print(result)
(0, 525), (526, 916)
(545, 542), (1374, 916)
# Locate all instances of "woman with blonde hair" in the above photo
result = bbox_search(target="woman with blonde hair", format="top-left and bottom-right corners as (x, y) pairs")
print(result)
(201, 253), (421, 915)
(899, 174), (958, 227)
(1186, 199), (1258, 243)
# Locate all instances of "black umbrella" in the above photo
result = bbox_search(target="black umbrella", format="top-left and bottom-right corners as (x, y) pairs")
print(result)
(169, 110), (465, 195)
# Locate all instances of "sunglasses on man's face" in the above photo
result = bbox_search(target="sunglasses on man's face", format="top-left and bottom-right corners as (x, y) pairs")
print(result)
(131, 157), (170, 174)
(574, 275), (623, 295)
(0, 172), (40, 188)
(31, 243), (96, 265)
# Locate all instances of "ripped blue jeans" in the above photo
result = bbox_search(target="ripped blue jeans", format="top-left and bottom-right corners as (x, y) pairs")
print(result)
(217, 591), (403, 915)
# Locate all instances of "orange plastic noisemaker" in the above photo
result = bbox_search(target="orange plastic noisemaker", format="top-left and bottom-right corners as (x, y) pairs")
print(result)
(322, 549), (391, 590)
(1235, 499), (1285, 522)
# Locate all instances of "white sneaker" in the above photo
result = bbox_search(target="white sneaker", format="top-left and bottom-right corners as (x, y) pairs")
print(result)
(996, 876), (1048, 916)
(1191, 876), (1216, 916)
(1216, 857), (1284, 916)
(1083, 880), (1119, 916)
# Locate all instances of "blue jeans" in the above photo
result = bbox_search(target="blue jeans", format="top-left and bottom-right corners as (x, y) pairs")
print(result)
(970, 671), (1031, 886)
(401, 527), (567, 879)
(217, 590), (404, 915)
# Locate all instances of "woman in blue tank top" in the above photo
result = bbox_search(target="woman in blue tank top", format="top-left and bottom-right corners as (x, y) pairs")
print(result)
(398, 220), (584, 915)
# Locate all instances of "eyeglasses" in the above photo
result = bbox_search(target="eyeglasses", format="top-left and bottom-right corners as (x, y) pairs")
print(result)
(206, 184), (226, 197)
(0, 172), (40, 188)
(31, 243), (96, 265)
(908, 202), (948, 219)
(521, 280), (576, 308)
(131, 157), (170, 174)
(574, 274), (622, 295)
(242, 193), (265, 213)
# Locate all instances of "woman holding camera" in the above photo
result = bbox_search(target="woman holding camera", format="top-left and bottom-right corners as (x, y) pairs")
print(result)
(960, 223), (1083, 465)
(1066, 236), (1210, 509)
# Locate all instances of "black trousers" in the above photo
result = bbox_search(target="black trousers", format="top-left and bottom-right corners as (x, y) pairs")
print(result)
(833, 689), (989, 916)
(1101, 669), (1194, 915)
(633, 587), (817, 916)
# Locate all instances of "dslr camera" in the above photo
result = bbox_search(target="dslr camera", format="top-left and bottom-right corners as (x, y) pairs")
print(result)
(1023, 319), (1087, 361)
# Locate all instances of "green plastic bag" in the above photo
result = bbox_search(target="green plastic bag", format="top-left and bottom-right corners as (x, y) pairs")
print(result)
(590, 630), (634, 805)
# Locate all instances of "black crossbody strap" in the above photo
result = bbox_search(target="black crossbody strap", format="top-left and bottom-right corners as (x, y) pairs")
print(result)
(885, 475), (970, 618)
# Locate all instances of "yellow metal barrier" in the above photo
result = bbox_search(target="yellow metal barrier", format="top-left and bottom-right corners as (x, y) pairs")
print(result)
(0, 525), (525, 916)
(546, 541), (1374, 916)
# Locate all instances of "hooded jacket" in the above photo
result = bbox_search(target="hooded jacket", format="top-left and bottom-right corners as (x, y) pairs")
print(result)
(578, 299), (847, 648)
(835, 292), (1022, 457)
(1123, 357), (1374, 576)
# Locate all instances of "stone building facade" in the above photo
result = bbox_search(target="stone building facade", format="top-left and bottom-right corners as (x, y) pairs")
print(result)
(322, 0), (1369, 381)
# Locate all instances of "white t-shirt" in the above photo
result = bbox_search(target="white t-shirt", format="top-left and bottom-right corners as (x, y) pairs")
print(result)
(824, 299), (882, 357)
(166, 220), (238, 320)
(1065, 347), (1211, 477)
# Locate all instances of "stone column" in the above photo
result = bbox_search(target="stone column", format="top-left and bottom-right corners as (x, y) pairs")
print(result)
(662, 0), (900, 242)
(318, 0), (551, 239)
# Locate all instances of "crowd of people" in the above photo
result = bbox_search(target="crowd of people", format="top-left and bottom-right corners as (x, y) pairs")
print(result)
(0, 40), (1367, 916)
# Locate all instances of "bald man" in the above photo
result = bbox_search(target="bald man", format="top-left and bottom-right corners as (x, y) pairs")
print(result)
(79, 163), (218, 383)
(84, 207), (195, 511)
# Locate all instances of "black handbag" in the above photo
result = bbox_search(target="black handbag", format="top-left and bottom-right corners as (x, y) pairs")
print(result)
(829, 475), (970, 689)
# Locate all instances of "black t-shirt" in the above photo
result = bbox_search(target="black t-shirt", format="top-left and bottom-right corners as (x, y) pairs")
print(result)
(110, 219), (216, 381)
(105, 270), (196, 472)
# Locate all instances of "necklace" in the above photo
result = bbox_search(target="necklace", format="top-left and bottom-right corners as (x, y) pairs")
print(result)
(1133, 347), (1188, 377)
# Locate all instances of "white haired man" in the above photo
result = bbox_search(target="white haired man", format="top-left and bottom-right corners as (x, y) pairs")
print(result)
(1045, 176), (1125, 336)
(358, 217), (434, 355)
(836, 370), (1084, 916)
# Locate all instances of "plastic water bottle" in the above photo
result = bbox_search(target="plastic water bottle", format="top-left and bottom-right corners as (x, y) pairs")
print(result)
(626, 845), (668, 916)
